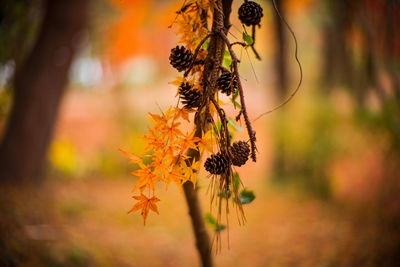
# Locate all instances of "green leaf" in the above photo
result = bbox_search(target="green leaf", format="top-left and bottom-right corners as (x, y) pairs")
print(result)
(224, 49), (230, 57)
(233, 172), (241, 190)
(204, 212), (216, 226)
(218, 190), (232, 199)
(223, 49), (232, 68)
(231, 89), (242, 109)
(224, 57), (232, 68)
(239, 189), (256, 204)
(243, 32), (254, 46)
(213, 121), (222, 135)
(233, 88), (239, 101)
(215, 224), (226, 232)
(233, 99), (242, 109)
(228, 117), (243, 131)
(205, 213), (227, 232)
(202, 39), (209, 49)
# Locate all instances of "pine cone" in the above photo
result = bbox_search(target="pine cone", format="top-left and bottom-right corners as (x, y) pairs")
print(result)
(204, 152), (229, 175)
(216, 72), (238, 96)
(230, 141), (250, 167)
(169, 45), (194, 72)
(238, 0), (264, 26)
(179, 82), (201, 109)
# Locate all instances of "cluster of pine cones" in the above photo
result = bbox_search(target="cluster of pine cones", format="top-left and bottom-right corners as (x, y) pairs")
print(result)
(169, 1), (263, 175)
(204, 141), (250, 175)
(169, 45), (238, 109)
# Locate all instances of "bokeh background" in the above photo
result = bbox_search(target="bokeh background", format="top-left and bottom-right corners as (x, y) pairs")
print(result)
(1, 0), (400, 266)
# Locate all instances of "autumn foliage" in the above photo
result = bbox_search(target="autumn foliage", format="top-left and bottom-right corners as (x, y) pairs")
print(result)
(120, 107), (208, 225)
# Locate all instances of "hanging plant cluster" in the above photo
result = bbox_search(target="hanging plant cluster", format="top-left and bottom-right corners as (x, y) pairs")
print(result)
(121, 0), (264, 229)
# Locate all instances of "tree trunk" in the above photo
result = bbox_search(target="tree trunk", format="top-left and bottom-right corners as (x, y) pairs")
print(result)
(273, 0), (288, 98)
(0, 0), (89, 182)
(321, 0), (354, 91)
(182, 1), (233, 266)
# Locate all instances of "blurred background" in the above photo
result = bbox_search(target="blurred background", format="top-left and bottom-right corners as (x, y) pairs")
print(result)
(0, 0), (400, 266)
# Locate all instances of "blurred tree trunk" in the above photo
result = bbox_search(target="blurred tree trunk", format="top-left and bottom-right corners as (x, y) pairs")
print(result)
(321, 0), (355, 91)
(273, 0), (288, 99)
(0, 0), (89, 182)
(385, 0), (400, 103)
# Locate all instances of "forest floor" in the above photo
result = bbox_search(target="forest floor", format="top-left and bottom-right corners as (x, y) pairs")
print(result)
(2, 88), (396, 267)
(10, 175), (373, 267)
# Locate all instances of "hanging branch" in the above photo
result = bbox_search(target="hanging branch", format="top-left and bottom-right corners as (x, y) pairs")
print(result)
(219, 29), (257, 162)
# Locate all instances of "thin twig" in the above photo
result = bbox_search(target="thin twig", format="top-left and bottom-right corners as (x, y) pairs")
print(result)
(250, 25), (261, 60)
(168, 0), (189, 28)
(253, 0), (303, 121)
(231, 41), (247, 47)
(219, 29), (257, 162)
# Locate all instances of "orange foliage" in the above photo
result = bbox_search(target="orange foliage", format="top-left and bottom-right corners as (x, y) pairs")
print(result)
(121, 107), (205, 224)
(121, 0), (216, 225)
(128, 194), (160, 226)
(107, 2), (153, 64)
(107, 0), (184, 65)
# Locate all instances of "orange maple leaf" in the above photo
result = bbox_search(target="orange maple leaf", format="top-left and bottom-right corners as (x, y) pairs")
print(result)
(173, 107), (193, 123)
(165, 166), (187, 192)
(162, 121), (184, 141)
(177, 130), (201, 154)
(131, 166), (160, 192)
(150, 151), (172, 180)
(128, 194), (160, 226)
(140, 128), (165, 152)
(119, 148), (142, 164)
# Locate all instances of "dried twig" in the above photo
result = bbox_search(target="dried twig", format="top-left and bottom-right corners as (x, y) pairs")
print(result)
(218, 29), (257, 162)
(250, 25), (261, 60)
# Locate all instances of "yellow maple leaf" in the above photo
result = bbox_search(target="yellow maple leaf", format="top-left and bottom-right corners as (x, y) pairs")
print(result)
(165, 166), (187, 192)
(198, 130), (216, 154)
(128, 194), (160, 226)
(182, 158), (201, 187)
(169, 76), (187, 87)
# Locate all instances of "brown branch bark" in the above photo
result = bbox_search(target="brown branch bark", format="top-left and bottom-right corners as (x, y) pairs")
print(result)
(219, 30), (257, 161)
(182, 0), (233, 266)
(0, 0), (89, 183)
